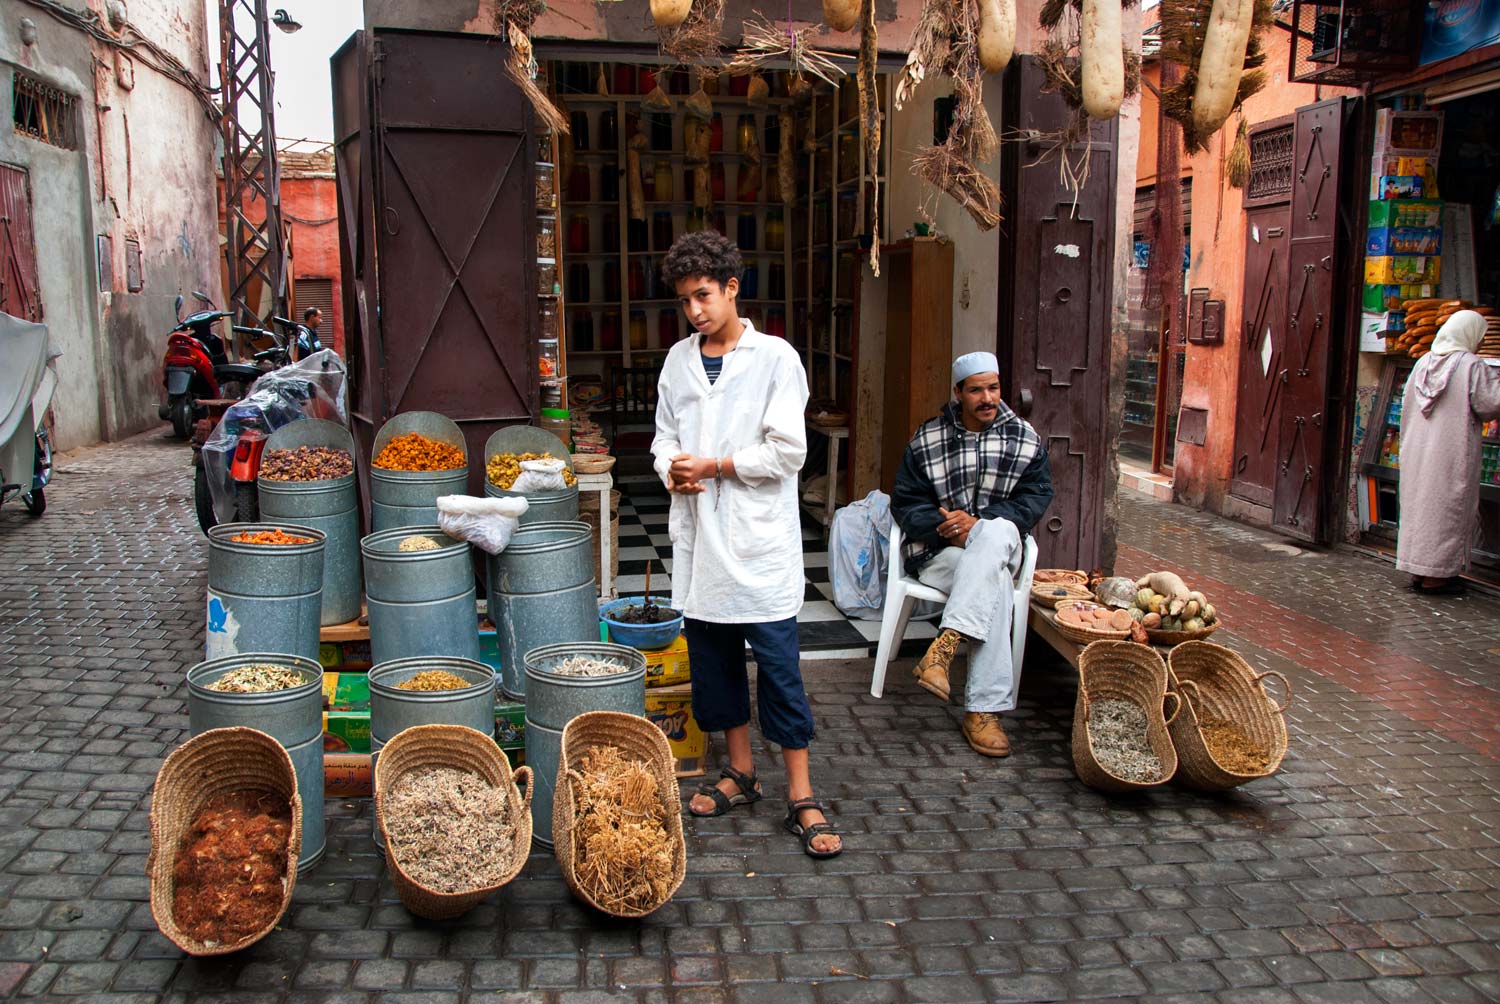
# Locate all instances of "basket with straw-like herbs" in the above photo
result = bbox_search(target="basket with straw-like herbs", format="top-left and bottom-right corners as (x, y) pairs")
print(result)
(553, 711), (685, 918)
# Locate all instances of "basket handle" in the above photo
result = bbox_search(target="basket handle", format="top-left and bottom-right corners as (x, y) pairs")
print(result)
(1177, 678), (1204, 710)
(1252, 671), (1292, 715)
(512, 764), (534, 809)
(1162, 689), (1182, 726)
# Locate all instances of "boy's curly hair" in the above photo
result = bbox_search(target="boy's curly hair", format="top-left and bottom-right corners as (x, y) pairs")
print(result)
(660, 231), (743, 290)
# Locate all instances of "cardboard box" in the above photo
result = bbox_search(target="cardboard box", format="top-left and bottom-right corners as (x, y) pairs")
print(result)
(322, 671), (371, 753)
(1359, 312), (1391, 354)
(640, 633), (690, 688)
(1375, 176), (1424, 200)
(319, 639), (372, 671)
(495, 698), (526, 768)
(1368, 199), (1443, 230)
(1362, 283), (1437, 312)
(1366, 227), (1441, 257)
(644, 684), (706, 778)
(1374, 109), (1443, 159)
(1365, 256), (1440, 285)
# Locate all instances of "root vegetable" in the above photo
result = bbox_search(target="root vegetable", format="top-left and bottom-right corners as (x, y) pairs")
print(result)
(1080, 0), (1125, 119)
(823, 0), (859, 31)
(650, 0), (693, 29)
(1192, 0), (1256, 139)
(978, 0), (1016, 73)
(1142, 612), (1162, 629)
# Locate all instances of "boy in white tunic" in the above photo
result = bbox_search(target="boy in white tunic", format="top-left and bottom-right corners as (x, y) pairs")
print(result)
(651, 232), (841, 858)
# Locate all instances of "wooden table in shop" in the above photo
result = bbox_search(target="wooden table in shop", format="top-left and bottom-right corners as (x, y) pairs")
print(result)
(1026, 601), (1170, 670)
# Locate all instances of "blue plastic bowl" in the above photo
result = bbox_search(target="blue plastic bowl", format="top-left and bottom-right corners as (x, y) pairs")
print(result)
(599, 597), (684, 652)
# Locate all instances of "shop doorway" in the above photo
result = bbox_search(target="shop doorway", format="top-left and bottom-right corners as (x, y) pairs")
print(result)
(1122, 181), (1189, 473)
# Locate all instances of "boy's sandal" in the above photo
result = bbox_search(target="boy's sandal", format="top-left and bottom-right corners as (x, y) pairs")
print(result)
(689, 766), (762, 817)
(784, 798), (842, 859)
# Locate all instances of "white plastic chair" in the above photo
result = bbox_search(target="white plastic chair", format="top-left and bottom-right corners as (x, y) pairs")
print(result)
(869, 520), (1039, 698)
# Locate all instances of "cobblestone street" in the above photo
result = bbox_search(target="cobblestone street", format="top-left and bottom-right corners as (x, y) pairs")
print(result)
(1, 429), (1498, 1003)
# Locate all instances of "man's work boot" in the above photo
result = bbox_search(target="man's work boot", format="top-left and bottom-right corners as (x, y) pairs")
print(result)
(913, 628), (961, 701)
(963, 712), (1010, 757)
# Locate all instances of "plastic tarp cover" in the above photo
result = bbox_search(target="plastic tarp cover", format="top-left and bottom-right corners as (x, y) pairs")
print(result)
(829, 490), (893, 620)
(202, 350), (348, 522)
(0, 312), (56, 491)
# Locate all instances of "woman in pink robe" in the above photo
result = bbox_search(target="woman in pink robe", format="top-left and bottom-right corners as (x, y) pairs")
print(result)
(1397, 310), (1500, 594)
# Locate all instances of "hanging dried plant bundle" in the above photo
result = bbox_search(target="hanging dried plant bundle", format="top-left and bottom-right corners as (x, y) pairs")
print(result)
(1159, 0), (1272, 153)
(627, 132), (647, 222)
(502, 22), (569, 136)
(779, 110), (797, 206)
(685, 86), (713, 122)
(1033, 0), (1140, 192)
(658, 0), (726, 66)
(747, 73), (770, 104)
(643, 83), (674, 112)
(685, 118), (711, 165)
(903, 0), (1003, 231)
(859, 0), (882, 275)
(650, 0), (693, 29)
(1226, 114), (1250, 189)
(726, 14), (851, 86)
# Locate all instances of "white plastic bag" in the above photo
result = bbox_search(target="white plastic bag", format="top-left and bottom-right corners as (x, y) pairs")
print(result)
(830, 490), (893, 619)
(435, 494), (529, 555)
(510, 458), (568, 494)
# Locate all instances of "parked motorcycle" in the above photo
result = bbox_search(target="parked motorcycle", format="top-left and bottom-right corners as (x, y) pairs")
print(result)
(158, 292), (263, 438)
(0, 311), (59, 519)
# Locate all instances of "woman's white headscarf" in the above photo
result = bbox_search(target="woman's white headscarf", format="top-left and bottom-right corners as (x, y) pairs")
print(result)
(1413, 310), (1487, 415)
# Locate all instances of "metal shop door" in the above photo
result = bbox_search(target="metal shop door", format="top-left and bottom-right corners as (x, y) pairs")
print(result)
(1272, 97), (1355, 542)
(1231, 199), (1291, 509)
(0, 164), (41, 322)
(998, 56), (1118, 573)
(334, 28), (538, 498)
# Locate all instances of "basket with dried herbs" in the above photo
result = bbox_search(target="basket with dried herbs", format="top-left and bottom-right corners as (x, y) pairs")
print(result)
(554, 711), (685, 918)
(1167, 641), (1290, 790)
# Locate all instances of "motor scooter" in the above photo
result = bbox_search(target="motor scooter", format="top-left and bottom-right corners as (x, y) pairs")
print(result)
(158, 292), (263, 439)
(0, 311), (59, 519)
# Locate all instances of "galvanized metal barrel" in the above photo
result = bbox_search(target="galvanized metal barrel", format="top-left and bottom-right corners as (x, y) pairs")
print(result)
(485, 521), (598, 700)
(186, 653), (326, 872)
(482, 426), (578, 525)
(369, 412), (469, 531)
(523, 642), (645, 848)
(524, 718), (563, 849)
(205, 523), (326, 661)
(367, 656), (495, 853)
(361, 527), (480, 665)
(257, 420), (361, 626)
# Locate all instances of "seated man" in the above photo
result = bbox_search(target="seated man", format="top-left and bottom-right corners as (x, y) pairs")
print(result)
(890, 352), (1054, 757)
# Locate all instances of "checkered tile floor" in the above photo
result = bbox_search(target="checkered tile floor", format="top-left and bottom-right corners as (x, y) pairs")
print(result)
(613, 482), (939, 660)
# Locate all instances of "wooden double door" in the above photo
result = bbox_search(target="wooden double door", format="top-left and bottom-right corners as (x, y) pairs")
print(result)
(1230, 98), (1359, 543)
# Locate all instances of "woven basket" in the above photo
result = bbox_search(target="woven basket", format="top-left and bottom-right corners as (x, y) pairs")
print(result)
(374, 724), (533, 920)
(1146, 619), (1223, 646)
(553, 711), (686, 918)
(1167, 641), (1291, 791)
(1052, 601), (1132, 645)
(1072, 641), (1180, 793)
(1031, 581), (1095, 609)
(1033, 568), (1088, 586)
(148, 727), (301, 956)
(572, 453), (617, 475)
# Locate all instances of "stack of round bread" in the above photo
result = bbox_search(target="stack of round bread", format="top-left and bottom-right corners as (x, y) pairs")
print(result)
(1394, 300), (1494, 359)
(1054, 600), (1133, 642)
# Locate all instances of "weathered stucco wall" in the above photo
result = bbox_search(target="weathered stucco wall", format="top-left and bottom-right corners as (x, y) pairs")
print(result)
(0, 0), (219, 450)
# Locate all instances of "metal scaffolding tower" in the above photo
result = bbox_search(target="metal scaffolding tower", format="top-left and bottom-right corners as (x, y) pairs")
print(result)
(219, 0), (287, 334)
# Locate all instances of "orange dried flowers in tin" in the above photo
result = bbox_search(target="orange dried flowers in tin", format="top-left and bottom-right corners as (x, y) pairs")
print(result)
(229, 529), (315, 545)
(371, 433), (466, 472)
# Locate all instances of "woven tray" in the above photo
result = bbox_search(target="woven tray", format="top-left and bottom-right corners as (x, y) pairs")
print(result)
(1146, 619), (1223, 646)
(1052, 601), (1131, 645)
(571, 453), (617, 475)
(375, 724), (533, 921)
(553, 711), (686, 918)
(148, 727), (301, 957)
(1031, 581), (1095, 609)
(1167, 641), (1291, 791)
(1033, 568), (1088, 586)
(1072, 641), (1180, 793)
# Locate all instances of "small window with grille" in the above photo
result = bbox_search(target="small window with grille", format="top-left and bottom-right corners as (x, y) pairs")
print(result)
(125, 238), (143, 292)
(12, 71), (79, 150)
(1247, 124), (1296, 203)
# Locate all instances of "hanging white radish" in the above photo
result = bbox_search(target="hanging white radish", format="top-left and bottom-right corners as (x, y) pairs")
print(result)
(1191, 0), (1256, 138)
(978, 0), (1016, 73)
(1080, 0), (1124, 120)
(824, 0), (859, 32)
(650, 0), (693, 29)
